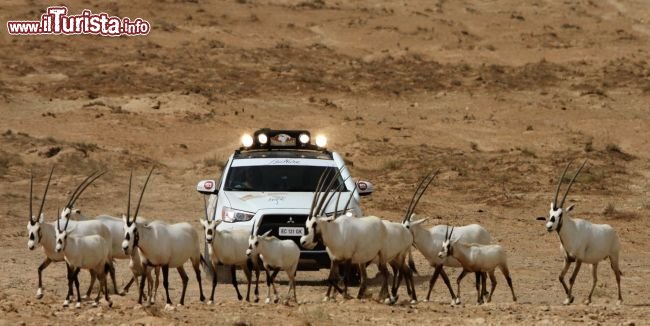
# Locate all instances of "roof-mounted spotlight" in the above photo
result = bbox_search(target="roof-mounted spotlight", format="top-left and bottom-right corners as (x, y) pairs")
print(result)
(241, 134), (254, 148)
(257, 133), (268, 145)
(315, 134), (327, 148)
(298, 133), (310, 145)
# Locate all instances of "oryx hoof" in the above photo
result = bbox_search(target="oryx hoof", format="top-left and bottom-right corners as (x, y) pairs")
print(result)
(207, 300), (213, 305)
(36, 289), (44, 300)
(616, 300), (623, 306)
(453, 298), (461, 305)
(108, 300), (113, 308)
(164, 304), (175, 311)
(265, 298), (271, 304)
(273, 297), (280, 304)
(75, 302), (81, 309)
(563, 296), (574, 305)
(92, 302), (98, 308)
(82, 294), (89, 300)
(254, 297), (260, 303)
(322, 296), (330, 302)
(584, 299), (592, 305)
(149, 298), (155, 305)
(63, 300), (70, 307)
(118, 291), (127, 296)
(237, 294), (243, 301)
(410, 299), (418, 305)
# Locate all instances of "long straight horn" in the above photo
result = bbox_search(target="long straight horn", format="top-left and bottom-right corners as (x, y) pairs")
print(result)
(68, 170), (106, 209)
(315, 167), (343, 217)
(203, 195), (210, 221)
(126, 170), (133, 224)
(56, 208), (61, 232)
(406, 170), (439, 222)
(559, 159), (587, 208)
(310, 167), (335, 218)
(63, 209), (70, 231)
(309, 168), (330, 218)
(449, 226), (454, 239)
(29, 173), (33, 222)
(554, 159), (574, 209)
(342, 182), (358, 214)
(37, 166), (55, 219)
(132, 166), (155, 223)
(65, 171), (98, 209)
(321, 173), (351, 216)
(445, 226), (449, 241)
(403, 174), (429, 222)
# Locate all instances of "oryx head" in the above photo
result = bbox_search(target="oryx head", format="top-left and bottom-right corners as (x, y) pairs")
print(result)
(54, 208), (70, 253)
(27, 167), (54, 250)
(122, 167), (154, 254)
(300, 167), (347, 249)
(438, 226), (455, 259)
(246, 229), (271, 257)
(199, 195), (221, 244)
(402, 170), (438, 232)
(539, 159), (587, 232)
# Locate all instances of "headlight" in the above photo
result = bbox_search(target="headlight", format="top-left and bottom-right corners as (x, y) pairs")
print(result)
(315, 134), (327, 148)
(298, 133), (310, 144)
(241, 134), (254, 148)
(221, 207), (255, 223)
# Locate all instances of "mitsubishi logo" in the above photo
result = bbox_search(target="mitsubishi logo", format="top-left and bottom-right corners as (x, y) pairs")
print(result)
(287, 216), (295, 224)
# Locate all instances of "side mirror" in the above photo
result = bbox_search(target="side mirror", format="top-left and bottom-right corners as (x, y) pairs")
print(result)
(196, 179), (218, 194)
(356, 180), (374, 196)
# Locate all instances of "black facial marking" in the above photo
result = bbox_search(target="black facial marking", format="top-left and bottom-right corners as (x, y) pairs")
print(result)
(125, 233), (130, 241)
(29, 233), (34, 240)
(207, 229), (213, 235)
(550, 217), (555, 222)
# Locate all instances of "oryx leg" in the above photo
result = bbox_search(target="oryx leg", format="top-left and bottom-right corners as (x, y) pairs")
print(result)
(389, 261), (399, 298)
(103, 271), (112, 307)
(177, 265), (189, 305)
(209, 262), (218, 303)
(249, 257), (260, 302)
(558, 256), (574, 304)
(72, 268), (82, 309)
(161, 265), (172, 305)
(64, 263), (74, 307)
(325, 260), (344, 300)
(146, 268), (154, 302)
(610, 254), (623, 304)
(487, 270), (497, 303)
(230, 265), (243, 300)
(426, 265), (441, 301)
(122, 276), (136, 294)
(270, 268), (280, 303)
(36, 257), (52, 299)
(454, 270), (468, 305)
(191, 257), (205, 302)
(107, 261), (121, 295)
(565, 259), (582, 305)
(138, 272), (147, 305)
(500, 264), (516, 302)
(84, 269), (97, 299)
(94, 272), (103, 307)
(378, 263), (395, 304)
(475, 272), (484, 304)
(585, 263), (598, 305)
(357, 263), (369, 299)
(152, 266), (160, 304)
(243, 264), (253, 302)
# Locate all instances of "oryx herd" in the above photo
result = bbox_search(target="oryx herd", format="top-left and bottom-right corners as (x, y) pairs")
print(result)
(25, 159), (624, 310)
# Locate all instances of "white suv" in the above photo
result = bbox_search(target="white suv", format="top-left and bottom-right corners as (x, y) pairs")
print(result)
(196, 128), (373, 270)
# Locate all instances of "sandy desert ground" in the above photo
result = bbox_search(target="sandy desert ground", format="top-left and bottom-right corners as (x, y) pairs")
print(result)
(1, 0), (650, 324)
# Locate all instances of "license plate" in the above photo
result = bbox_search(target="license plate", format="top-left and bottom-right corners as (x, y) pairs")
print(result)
(278, 227), (304, 237)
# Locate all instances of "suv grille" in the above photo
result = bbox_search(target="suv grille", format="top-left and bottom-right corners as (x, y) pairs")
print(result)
(257, 214), (326, 250)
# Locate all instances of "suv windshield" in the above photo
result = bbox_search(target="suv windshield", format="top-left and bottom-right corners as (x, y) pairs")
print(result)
(224, 165), (345, 192)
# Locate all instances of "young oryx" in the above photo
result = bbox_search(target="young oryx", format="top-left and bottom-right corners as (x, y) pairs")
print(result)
(246, 222), (300, 304)
(373, 170), (440, 304)
(55, 210), (114, 308)
(199, 196), (261, 303)
(70, 204), (161, 300)
(438, 227), (516, 304)
(121, 167), (206, 307)
(26, 168), (116, 300)
(300, 169), (391, 302)
(537, 159), (623, 305)
(404, 214), (492, 304)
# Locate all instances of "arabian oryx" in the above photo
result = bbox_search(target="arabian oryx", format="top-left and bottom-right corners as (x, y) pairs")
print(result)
(246, 219), (300, 304)
(300, 168), (391, 303)
(199, 196), (261, 303)
(55, 210), (114, 308)
(26, 167), (117, 301)
(121, 167), (206, 307)
(438, 227), (516, 304)
(537, 159), (623, 305)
